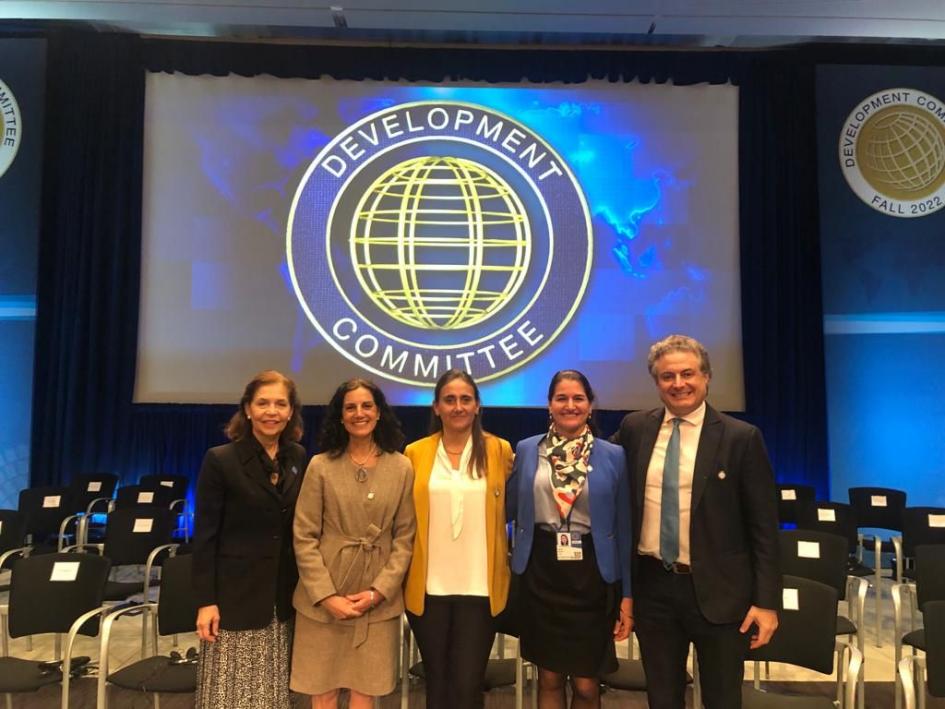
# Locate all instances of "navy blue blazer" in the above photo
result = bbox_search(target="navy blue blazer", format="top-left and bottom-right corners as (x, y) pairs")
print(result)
(506, 434), (632, 597)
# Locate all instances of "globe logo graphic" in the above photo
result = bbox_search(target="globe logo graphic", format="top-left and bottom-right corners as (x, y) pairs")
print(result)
(858, 107), (945, 198)
(349, 156), (531, 330)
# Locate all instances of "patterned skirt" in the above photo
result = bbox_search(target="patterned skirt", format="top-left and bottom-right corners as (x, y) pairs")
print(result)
(196, 614), (291, 709)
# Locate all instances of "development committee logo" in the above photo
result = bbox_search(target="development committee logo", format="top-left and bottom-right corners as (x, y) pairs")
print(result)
(287, 100), (593, 386)
(0, 79), (22, 179)
(840, 88), (945, 217)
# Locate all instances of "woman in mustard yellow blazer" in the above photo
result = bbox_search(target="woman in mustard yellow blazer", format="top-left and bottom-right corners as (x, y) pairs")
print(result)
(404, 369), (514, 709)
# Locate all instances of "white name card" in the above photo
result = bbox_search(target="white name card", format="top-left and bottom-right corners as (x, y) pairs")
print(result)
(783, 588), (800, 611)
(50, 561), (80, 582)
(87, 481), (102, 492)
(42, 495), (61, 508)
(159, 481), (174, 488)
(781, 489), (797, 501)
(929, 514), (945, 528)
(137, 492), (154, 504)
(871, 495), (888, 507)
(133, 518), (153, 533)
(817, 508), (836, 522)
(798, 541), (821, 559)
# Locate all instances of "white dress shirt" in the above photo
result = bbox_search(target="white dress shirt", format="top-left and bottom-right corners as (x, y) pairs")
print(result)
(638, 401), (706, 566)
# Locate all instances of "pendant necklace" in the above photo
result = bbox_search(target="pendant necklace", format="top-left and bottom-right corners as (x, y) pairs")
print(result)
(349, 445), (377, 483)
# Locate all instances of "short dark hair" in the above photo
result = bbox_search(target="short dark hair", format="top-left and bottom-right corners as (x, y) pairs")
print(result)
(318, 378), (404, 457)
(225, 370), (303, 444)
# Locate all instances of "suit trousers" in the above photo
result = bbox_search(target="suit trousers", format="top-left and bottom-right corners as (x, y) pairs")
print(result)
(406, 594), (495, 709)
(634, 555), (750, 709)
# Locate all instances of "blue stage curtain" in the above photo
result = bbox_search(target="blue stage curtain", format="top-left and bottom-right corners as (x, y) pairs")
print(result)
(30, 32), (826, 494)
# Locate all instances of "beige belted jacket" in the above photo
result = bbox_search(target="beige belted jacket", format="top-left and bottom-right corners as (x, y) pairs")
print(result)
(293, 450), (416, 642)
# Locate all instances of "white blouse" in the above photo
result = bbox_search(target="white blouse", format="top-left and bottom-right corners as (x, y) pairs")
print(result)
(425, 438), (489, 597)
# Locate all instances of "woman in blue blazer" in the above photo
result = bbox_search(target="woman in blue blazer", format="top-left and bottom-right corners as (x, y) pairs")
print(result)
(507, 370), (632, 708)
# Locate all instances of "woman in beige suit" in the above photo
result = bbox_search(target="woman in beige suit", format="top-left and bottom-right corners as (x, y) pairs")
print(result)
(291, 378), (416, 708)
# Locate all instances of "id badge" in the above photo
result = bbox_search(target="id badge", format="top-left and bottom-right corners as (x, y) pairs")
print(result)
(555, 531), (584, 561)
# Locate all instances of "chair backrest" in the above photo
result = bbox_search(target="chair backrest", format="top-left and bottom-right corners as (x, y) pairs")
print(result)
(925, 600), (945, 698)
(114, 484), (174, 510)
(102, 507), (175, 566)
(778, 529), (849, 599)
(18, 486), (76, 538)
(777, 484), (816, 525)
(915, 545), (945, 610)
(8, 552), (111, 637)
(157, 554), (198, 636)
(0, 508), (27, 556)
(71, 473), (119, 512)
(747, 574), (838, 674)
(848, 486), (906, 531)
(139, 474), (189, 502)
(796, 500), (858, 554)
(902, 508), (945, 558)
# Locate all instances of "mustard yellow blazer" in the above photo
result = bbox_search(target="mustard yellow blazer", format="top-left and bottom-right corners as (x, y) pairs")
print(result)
(403, 432), (514, 616)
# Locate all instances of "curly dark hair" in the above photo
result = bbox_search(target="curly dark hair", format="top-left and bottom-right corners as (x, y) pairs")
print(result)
(224, 370), (303, 444)
(318, 378), (404, 457)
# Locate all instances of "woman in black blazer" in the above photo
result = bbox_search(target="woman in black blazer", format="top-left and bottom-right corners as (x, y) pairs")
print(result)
(192, 370), (307, 708)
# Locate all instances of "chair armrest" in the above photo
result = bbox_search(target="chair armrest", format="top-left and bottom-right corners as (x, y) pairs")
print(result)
(143, 543), (180, 600)
(85, 497), (113, 516)
(0, 546), (31, 569)
(57, 514), (82, 551)
(61, 604), (113, 709)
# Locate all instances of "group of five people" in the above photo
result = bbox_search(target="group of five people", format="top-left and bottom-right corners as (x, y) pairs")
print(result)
(192, 334), (781, 709)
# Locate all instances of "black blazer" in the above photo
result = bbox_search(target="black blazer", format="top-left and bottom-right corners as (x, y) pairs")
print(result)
(192, 437), (306, 631)
(612, 404), (780, 624)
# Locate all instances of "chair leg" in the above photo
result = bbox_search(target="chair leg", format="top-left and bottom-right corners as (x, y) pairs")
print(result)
(399, 617), (410, 709)
(874, 537), (883, 647)
(154, 692), (160, 709)
(5, 693), (11, 709)
(515, 649), (524, 709)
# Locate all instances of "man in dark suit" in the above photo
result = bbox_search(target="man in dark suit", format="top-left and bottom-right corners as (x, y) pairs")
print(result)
(612, 334), (780, 709)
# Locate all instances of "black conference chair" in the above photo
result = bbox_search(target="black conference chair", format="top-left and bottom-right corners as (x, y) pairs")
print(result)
(777, 483), (816, 526)
(0, 509), (28, 594)
(71, 473), (119, 517)
(113, 484), (175, 511)
(0, 552), (110, 707)
(744, 575), (862, 709)
(66, 506), (176, 658)
(71, 473), (120, 545)
(893, 508), (945, 583)
(96, 554), (198, 708)
(779, 529), (867, 709)
(18, 486), (78, 552)
(139, 474), (191, 543)
(892, 545), (945, 709)
(849, 486), (907, 646)
(899, 599), (945, 709)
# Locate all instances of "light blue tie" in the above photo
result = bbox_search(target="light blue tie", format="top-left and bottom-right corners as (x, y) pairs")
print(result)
(660, 418), (682, 567)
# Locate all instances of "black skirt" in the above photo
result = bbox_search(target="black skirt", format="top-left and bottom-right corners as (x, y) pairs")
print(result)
(517, 526), (619, 677)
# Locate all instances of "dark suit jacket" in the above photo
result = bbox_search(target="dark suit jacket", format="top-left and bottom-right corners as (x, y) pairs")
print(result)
(192, 437), (306, 631)
(612, 404), (780, 624)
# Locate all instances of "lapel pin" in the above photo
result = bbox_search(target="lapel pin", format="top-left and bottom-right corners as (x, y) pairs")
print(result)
(718, 470), (726, 480)
(367, 492), (375, 500)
